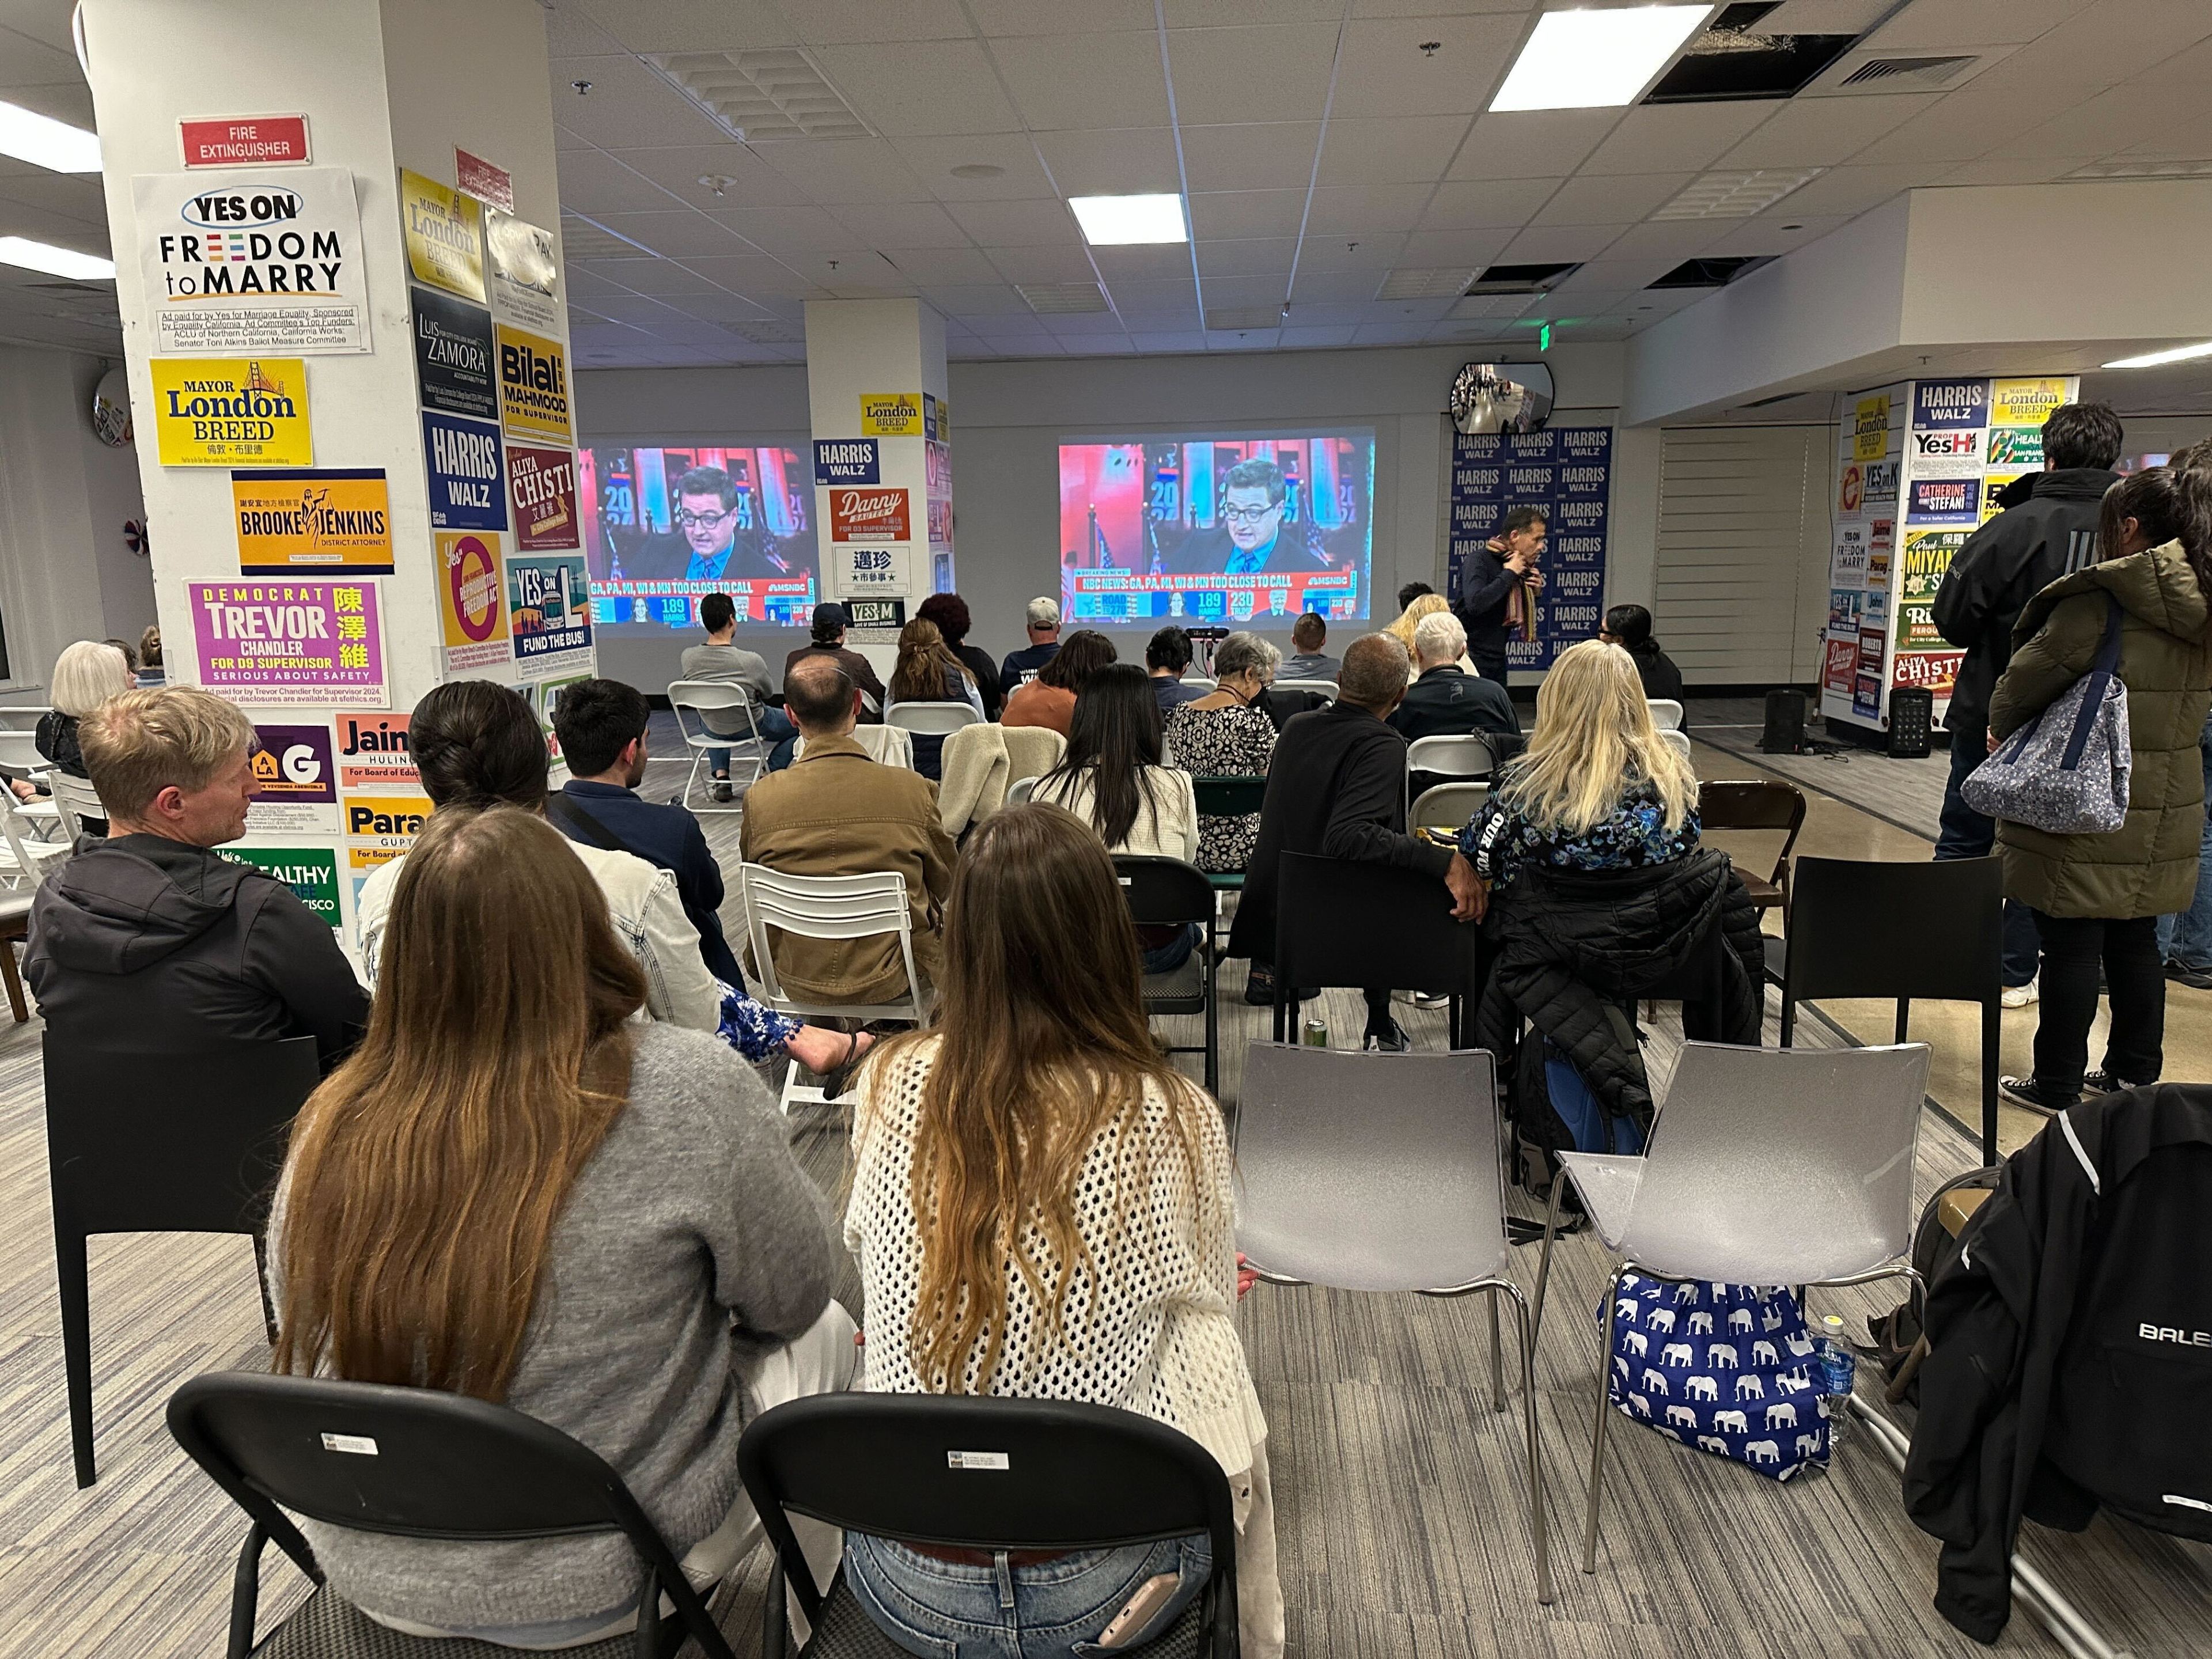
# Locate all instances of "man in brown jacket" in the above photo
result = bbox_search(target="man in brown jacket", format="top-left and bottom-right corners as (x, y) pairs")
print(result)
(739, 653), (956, 1004)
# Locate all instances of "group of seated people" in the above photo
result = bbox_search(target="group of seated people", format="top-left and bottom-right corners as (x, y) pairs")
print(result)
(19, 582), (1723, 1659)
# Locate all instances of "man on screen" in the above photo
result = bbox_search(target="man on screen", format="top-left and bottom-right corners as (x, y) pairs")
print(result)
(629, 465), (793, 582)
(1166, 459), (1331, 577)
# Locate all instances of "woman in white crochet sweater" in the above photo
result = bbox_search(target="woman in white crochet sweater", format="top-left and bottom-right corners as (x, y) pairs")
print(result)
(843, 802), (1283, 1659)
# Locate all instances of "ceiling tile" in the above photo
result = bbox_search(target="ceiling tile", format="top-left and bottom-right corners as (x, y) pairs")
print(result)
(575, 0), (797, 51)
(753, 139), (932, 203)
(2007, 86), (2176, 160)
(1047, 311), (1133, 335)
(1396, 227), (1514, 266)
(1580, 102), (1780, 177)
(1165, 25), (1340, 126)
(1314, 116), (1474, 187)
(1760, 162), (1929, 217)
(892, 134), (1058, 199)
(1165, 0), (1344, 23)
(1420, 176), (1559, 230)
(1201, 272), (1290, 307)
(559, 148), (690, 213)
(789, 0), (974, 44)
(947, 198), (1082, 245)
(1451, 110), (1622, 180)
(605, 145), (809, 207)
(811, 41), (1024, 136)
(829, 201), (973, 247)
(1278, 323), (1358, 347)
(1556, 257), (1677, 294)
(1088, 244), (1199, 283)
(1328, 13), (1527, 119)
(1119, 307), (1203, 331)
(881, 247), (1004, 285)
(588, 259), (732, 297)
(1179, 123), (1324, 192)
(592, 210), (752, 258)
(969, 0), (1157, 30)
(981, 245), (1099, 282)
(1574, 220), (1722, 263)
(1186, 189), (1309, 240)
(1304, 182), (1437, 234)
(1530, 172), (1694, 226)
(548, 55), (727, 149)
(1032, 127), (1183, 197)
(679, 254), (833, 297)
(918, 283), (1035, 316)
(1296, 233), (1406, 271)
(1697, 214), (1851, 255)
(1719, 95), (1946, 171)
(711, 204), (857, 252)
(993, 32), (1172, 130)
(1936, 155), (2093, 185)
(1130, 329), (1208, 351)
(1196, 237), (1300, 277)
(1103, 278), (1199, 308)
(1498, 224), (1627, 263)
(1866, 0), (2096, 50)
(1287, 268), (1389, 303)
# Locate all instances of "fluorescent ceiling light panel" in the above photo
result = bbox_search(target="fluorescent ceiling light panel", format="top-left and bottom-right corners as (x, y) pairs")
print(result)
(0, 237), (114, 280)
(1491, 5), (1715, 112)
(2102, 340), (2212, 369)
(0, 100), (100, 172)
(1069, 194), (1187, 247)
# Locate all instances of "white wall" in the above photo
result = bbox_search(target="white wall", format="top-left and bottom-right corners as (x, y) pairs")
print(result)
(0, 344), (153, 692)
(578, 340), (1639, 685)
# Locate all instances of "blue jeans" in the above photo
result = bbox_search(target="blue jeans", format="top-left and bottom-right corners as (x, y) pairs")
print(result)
(1935, 721), (2041, 987)
(708, 709), (797, 777)
(1139, 922), (1200, 975)
(2157, 809), (2212, 969)
(845, 1532), (1211, 1659)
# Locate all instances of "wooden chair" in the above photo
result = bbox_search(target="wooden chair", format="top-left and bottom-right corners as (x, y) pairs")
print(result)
(1698, 779), (1806, 912)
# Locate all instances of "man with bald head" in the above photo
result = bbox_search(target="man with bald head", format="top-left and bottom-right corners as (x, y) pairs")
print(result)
(1228, 632), (1482, 1051)
(737, 653), (957, 1003)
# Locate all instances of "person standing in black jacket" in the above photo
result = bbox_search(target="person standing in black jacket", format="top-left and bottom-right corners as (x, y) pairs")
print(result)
(25, 688), (369, 1070)
(1931, 402), (2124, 1003)
(1226, 632), (1481, 1050)
(1454, 505), (1547, 683)
(915, 592), (1005, 722)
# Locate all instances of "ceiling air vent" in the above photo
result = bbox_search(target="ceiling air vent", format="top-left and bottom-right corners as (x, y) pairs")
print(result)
(560, 214), (654, 263)
(1653, 168), (1820, 219)
(649, 50), (872, 142)
(1465, 262), (1578, 296)
(1375, 267), (1475, 301)
(1205, 306), (1282, 332)
(726, 320), (802, 344)
(1017, 282), (1108, 315)
(1837, 54), (1978, 91)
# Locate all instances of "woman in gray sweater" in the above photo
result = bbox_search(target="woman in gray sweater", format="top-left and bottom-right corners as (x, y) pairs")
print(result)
(272, 805), (855, 1646)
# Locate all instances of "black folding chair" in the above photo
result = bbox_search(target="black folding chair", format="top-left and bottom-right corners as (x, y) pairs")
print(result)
(167, 1371), (732, 1659)
(737, 1393), (1240, 1659)
(1778, 855), (2003, 1162)
(1272, 851), (1482, 1046)
(1191, 775), (1266, 895)
(1116, 854), (1221, 1092)
(45, 1033), (320, 1488)
(1696, 779), (1806, 912)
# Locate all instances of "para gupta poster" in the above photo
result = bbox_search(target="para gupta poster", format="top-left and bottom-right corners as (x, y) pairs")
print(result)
(189, 578), (384, 704)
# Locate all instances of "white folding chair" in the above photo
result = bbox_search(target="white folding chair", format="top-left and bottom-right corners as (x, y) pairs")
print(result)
(1237, 1043), (1551, 1604)
(44, 772), (109, 844)
(1645, 699), (1685, 731)
(885, 700), (981, 738)
(0, 787), (69, 900)
(1180, 676), (1217, 694)
(792, 725), (914, 770)
(737, 864), (926, 1116)
(1272, 677), (1338, 703)
(0, 731), (60, 839)
(1658, 726), (1692, 760)
(1533, 1040), (1931, 1577)
(1410, 781), (1489, 834)
(1404, 732), (1498, 818)
(1004, 776), (1040, 806)
(667, 679), (767, 813)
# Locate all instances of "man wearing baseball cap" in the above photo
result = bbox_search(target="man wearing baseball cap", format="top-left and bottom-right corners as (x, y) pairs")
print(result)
(998, 596), (1063, 700)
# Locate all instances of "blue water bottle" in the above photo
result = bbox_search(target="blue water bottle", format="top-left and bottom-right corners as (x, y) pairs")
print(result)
(1817, 1313), (1854, 1452)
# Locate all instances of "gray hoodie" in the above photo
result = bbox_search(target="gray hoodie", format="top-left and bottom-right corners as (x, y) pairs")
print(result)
(25, 834), (368, 1067)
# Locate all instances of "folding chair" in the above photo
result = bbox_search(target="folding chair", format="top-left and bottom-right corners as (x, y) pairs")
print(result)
(1696, 779), (1806, 912)
(738, 1394), (1238, 1659)
(45, 1034), (321, 1487)
(1778, 855), (2003, 1163)
(737, 865), (925, 1115)
(1003, 776), (1040, 806)
(1645, 699), (1685, 731)
(794, 725), (914, 770)
(44, 771), (108, 843)
(1271, 677), (1337, 703)
(168, 1371), (734, 1659)
(882, 701), (980, 738)
(667, 680), (766, 813)
(1237, 1042), (1551, 1604)
(1411, 781), (1489, 835)
(1115, 854), (1219, 1092)
(1272, 850), (1482, 1046)
(1180, 676), (1217, 694)
(1658, 728), (1691, 760)
(1191, 774), (1266, 895)
(0, 790), (60, 1020)
(1533, 1040), (1930, 1576)
(1404, 732), (1498, 817)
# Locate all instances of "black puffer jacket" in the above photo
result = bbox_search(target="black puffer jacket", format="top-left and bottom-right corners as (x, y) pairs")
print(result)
(1474, 847), (1764, 1134)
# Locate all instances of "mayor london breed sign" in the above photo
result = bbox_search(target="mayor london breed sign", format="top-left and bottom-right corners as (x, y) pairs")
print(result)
(132, 168), (370, 355)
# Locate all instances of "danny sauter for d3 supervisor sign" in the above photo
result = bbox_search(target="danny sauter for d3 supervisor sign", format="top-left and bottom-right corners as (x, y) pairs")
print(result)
(131, 168), (370, 354)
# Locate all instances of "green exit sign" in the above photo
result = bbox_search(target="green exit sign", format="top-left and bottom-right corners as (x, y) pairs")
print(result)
(1538, 322), (1551, 352)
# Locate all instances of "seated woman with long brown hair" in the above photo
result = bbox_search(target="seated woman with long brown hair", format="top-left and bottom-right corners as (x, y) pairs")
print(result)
(885, 615), (984, 779)
(273, 806), (855, 1648)
(843, 803), (1283, 1659)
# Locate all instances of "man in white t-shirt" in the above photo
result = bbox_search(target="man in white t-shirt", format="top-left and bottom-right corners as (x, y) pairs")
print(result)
(679, 592), (797, 797)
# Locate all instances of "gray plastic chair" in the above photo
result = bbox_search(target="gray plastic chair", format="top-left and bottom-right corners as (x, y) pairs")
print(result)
(666, 679), (764, 812)
(1410, 781), (1488, 834)
(1004, 775), (1039, 806)
(1533, 1039), (1930, 1576)
(884, 700), (981, 737)
(1658, 727), (1692, 761)
(1645, 699), (1685, 731)
(1403, 732), (1497, 817)
(1236, 1041), (1552, 1605)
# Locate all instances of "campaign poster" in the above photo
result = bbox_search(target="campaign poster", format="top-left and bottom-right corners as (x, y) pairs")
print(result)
(833, 544), (913, 600)
(506, 445), (579, 550)
(1831, 523), (1869, 586)
(1893, 649), (1961, 699)
(815, 438), (880, 486)
(422, 409), (507, 530)
(218, 845), (342, 932)
(1911, 378), (1988, 431)
(232, 468), (391, 574)
(1444, 426), (1610, 671)
(1986, 426), (2044, 469)
(1901, 528), (1964, 603)
(438, 531), (512, 673)
(535, 672), (590, 770)
(245, 722), (337, 832)
(1981, 474), (2025, 522)
(189, 578), (384, 704)
(1823, 634), (1858, 699)
(1908, 426), (1983, 478)
(1990, 378), (2070, 430)
(1863, 459), (1900, 511)
(1908, 478), (1979, 526)
(495, 323), (571, 442)
(1866, 518), (1895, 588)
(131, 167), (369, 354)
(1852, 393), (1891, 461)
(484, 209), (560, 333)
(399, 167), (484, 302)
(332, 710), (416, 790)
(151, 358), (310, 467)
(858, 393), (923, 437)
(343, 790), (432, 875)
(507, 552), (593, 679)
(829, 486), (911, 542)
(410, 285), (498, 421)
(1838, 461), (1866, 516)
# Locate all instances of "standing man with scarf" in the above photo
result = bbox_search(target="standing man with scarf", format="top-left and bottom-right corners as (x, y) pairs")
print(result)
(1455, 505), (1547, 685)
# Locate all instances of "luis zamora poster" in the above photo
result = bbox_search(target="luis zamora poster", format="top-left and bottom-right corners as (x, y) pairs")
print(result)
(507, 552), (593, 681)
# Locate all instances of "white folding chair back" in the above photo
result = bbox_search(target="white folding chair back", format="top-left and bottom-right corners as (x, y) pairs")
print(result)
(44, 773), (108, 846)
(0, 790), (67, 888)
(1404, 732), (1498, 818)
(1272, 677), (1337, 702)
(0, 730), (46, 773)
(794, 725), (914, 770)
(1005, 776), (1039, 806)
(1410, 781), (1489, 834)
(1181, 676), (1216, 693)
(0, 706), (48, 728)
(1658, 726), (1691, 760)
(737, 863), (925, 1114)
(667, 679), (766, 810)
(885, 700), (980, 737)
(1645, 699), (1685, 731)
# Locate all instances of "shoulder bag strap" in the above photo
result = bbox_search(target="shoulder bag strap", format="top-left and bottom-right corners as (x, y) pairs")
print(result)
(546, 790), (636, 857)
(2057, 595), (2128, 773)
